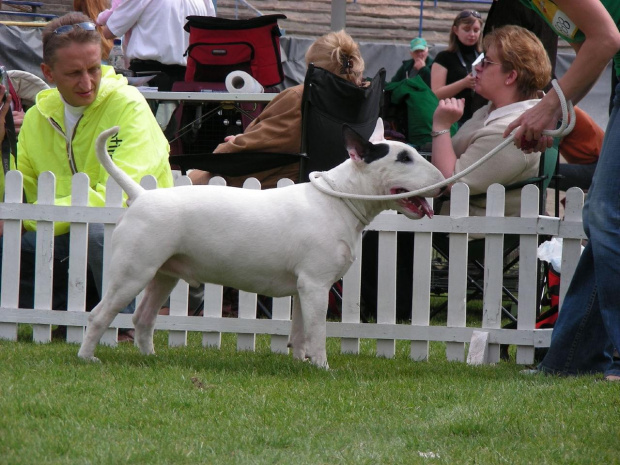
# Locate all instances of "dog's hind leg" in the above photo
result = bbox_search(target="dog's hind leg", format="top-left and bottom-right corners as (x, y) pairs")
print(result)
(289, 295), (306, 361)
(78, 266), (156, 361)
(297, 280), (330, 369)
(78, 289), (138, 362)
(133, 273), (179, 355)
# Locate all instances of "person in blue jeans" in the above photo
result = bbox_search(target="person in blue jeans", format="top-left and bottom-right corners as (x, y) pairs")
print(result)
(506, 0), (620, 381)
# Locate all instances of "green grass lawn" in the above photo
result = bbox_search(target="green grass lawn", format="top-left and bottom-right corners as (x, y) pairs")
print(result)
(0, 328), (617, 465)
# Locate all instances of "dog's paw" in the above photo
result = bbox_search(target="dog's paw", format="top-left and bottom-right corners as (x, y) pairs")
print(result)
(77, 354), (101, 363)
(291, 348), (306, 361)
(308, 354), (329, 370)
(312, 359), (329, 370)
(136, 344), (155, 356)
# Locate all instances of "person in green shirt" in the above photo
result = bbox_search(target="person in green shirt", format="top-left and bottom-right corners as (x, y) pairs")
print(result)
(390, 37), (433, 86)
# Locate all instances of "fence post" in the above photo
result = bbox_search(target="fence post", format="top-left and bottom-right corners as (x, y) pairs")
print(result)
(66, 173), (91, 343)
(376, 211), (397, 358)
(446, 183), (469, 362)
(100, 177), (124, 345)
(32, 172), (56, 343)
(410, 201), (434, 361)
(516, 185), (541, 364)
(0, 171), (24, 341)
(341, 237), (362, 354)
(482, 184), (506, 363)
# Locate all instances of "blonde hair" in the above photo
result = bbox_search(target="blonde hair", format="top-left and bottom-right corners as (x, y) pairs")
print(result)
(484, 25), (552, 99)
(73, 0), (113, 59)
(305, 30), (365, 86)
(447, 10), (483, 53)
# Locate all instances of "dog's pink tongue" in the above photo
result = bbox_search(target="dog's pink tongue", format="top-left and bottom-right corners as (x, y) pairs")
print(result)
(416, 197), (434, 218)
(420, 199), (434, 218)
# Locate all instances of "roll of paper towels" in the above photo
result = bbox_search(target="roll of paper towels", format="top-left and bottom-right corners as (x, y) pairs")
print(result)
(225, 71), (264, 93)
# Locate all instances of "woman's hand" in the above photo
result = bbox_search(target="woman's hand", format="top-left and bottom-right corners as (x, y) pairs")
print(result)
(433, 97), (464, 130)
(461, 73), (476, 91)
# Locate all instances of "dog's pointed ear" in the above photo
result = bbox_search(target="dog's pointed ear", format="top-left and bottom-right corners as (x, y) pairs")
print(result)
(368, 117), (385, 143)
(343, 124), (369, 162)
(343, 124), (389, 164)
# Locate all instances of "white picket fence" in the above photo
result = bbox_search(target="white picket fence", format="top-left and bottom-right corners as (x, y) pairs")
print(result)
(0, 170), (587, 365)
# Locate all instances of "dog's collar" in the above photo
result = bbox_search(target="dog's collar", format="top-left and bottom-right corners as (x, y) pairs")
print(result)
(315, 173), (371, 226)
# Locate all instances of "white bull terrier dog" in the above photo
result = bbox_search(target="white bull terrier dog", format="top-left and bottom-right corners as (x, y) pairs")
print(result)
(78, 119), (445, 367)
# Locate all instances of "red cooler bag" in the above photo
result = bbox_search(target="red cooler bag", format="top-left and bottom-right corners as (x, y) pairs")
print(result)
(183, 14), (286, 87)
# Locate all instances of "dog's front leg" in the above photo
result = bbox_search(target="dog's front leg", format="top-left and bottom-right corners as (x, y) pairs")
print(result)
(297, 280), (330, 369)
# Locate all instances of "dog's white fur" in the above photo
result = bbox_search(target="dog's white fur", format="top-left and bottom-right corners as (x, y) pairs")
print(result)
(78, 119), (444, 367)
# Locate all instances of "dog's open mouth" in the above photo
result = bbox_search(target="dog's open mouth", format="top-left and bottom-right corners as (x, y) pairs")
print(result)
(391, 188), (434, 218)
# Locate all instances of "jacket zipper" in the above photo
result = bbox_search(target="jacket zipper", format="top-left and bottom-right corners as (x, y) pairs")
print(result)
(49, 116), (80, 175)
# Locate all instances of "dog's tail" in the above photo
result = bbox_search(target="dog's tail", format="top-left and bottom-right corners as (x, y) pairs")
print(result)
(95, 126), (145, 202)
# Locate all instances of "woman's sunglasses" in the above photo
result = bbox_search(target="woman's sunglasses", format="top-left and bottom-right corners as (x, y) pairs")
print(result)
(457, 10), (482, 20)
(53, 21), (97, 35)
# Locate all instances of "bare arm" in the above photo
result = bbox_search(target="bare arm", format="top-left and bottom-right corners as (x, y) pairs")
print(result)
(431, 98), (465, 179)
(101, 25), (116, 40)
(505, 0), (620, 151)
(431, 62), (475, 99)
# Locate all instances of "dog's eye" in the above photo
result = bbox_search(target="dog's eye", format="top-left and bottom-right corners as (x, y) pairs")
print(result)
(396, 150), (412, 164)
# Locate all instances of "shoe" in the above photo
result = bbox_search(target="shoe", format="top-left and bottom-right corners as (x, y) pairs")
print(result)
(118, 329), (135, 343)
(604, 375), (620, 382)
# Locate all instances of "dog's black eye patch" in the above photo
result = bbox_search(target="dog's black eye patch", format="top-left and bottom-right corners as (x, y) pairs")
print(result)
(396, 150), (412, 164)
(362, 142), (390, 164)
